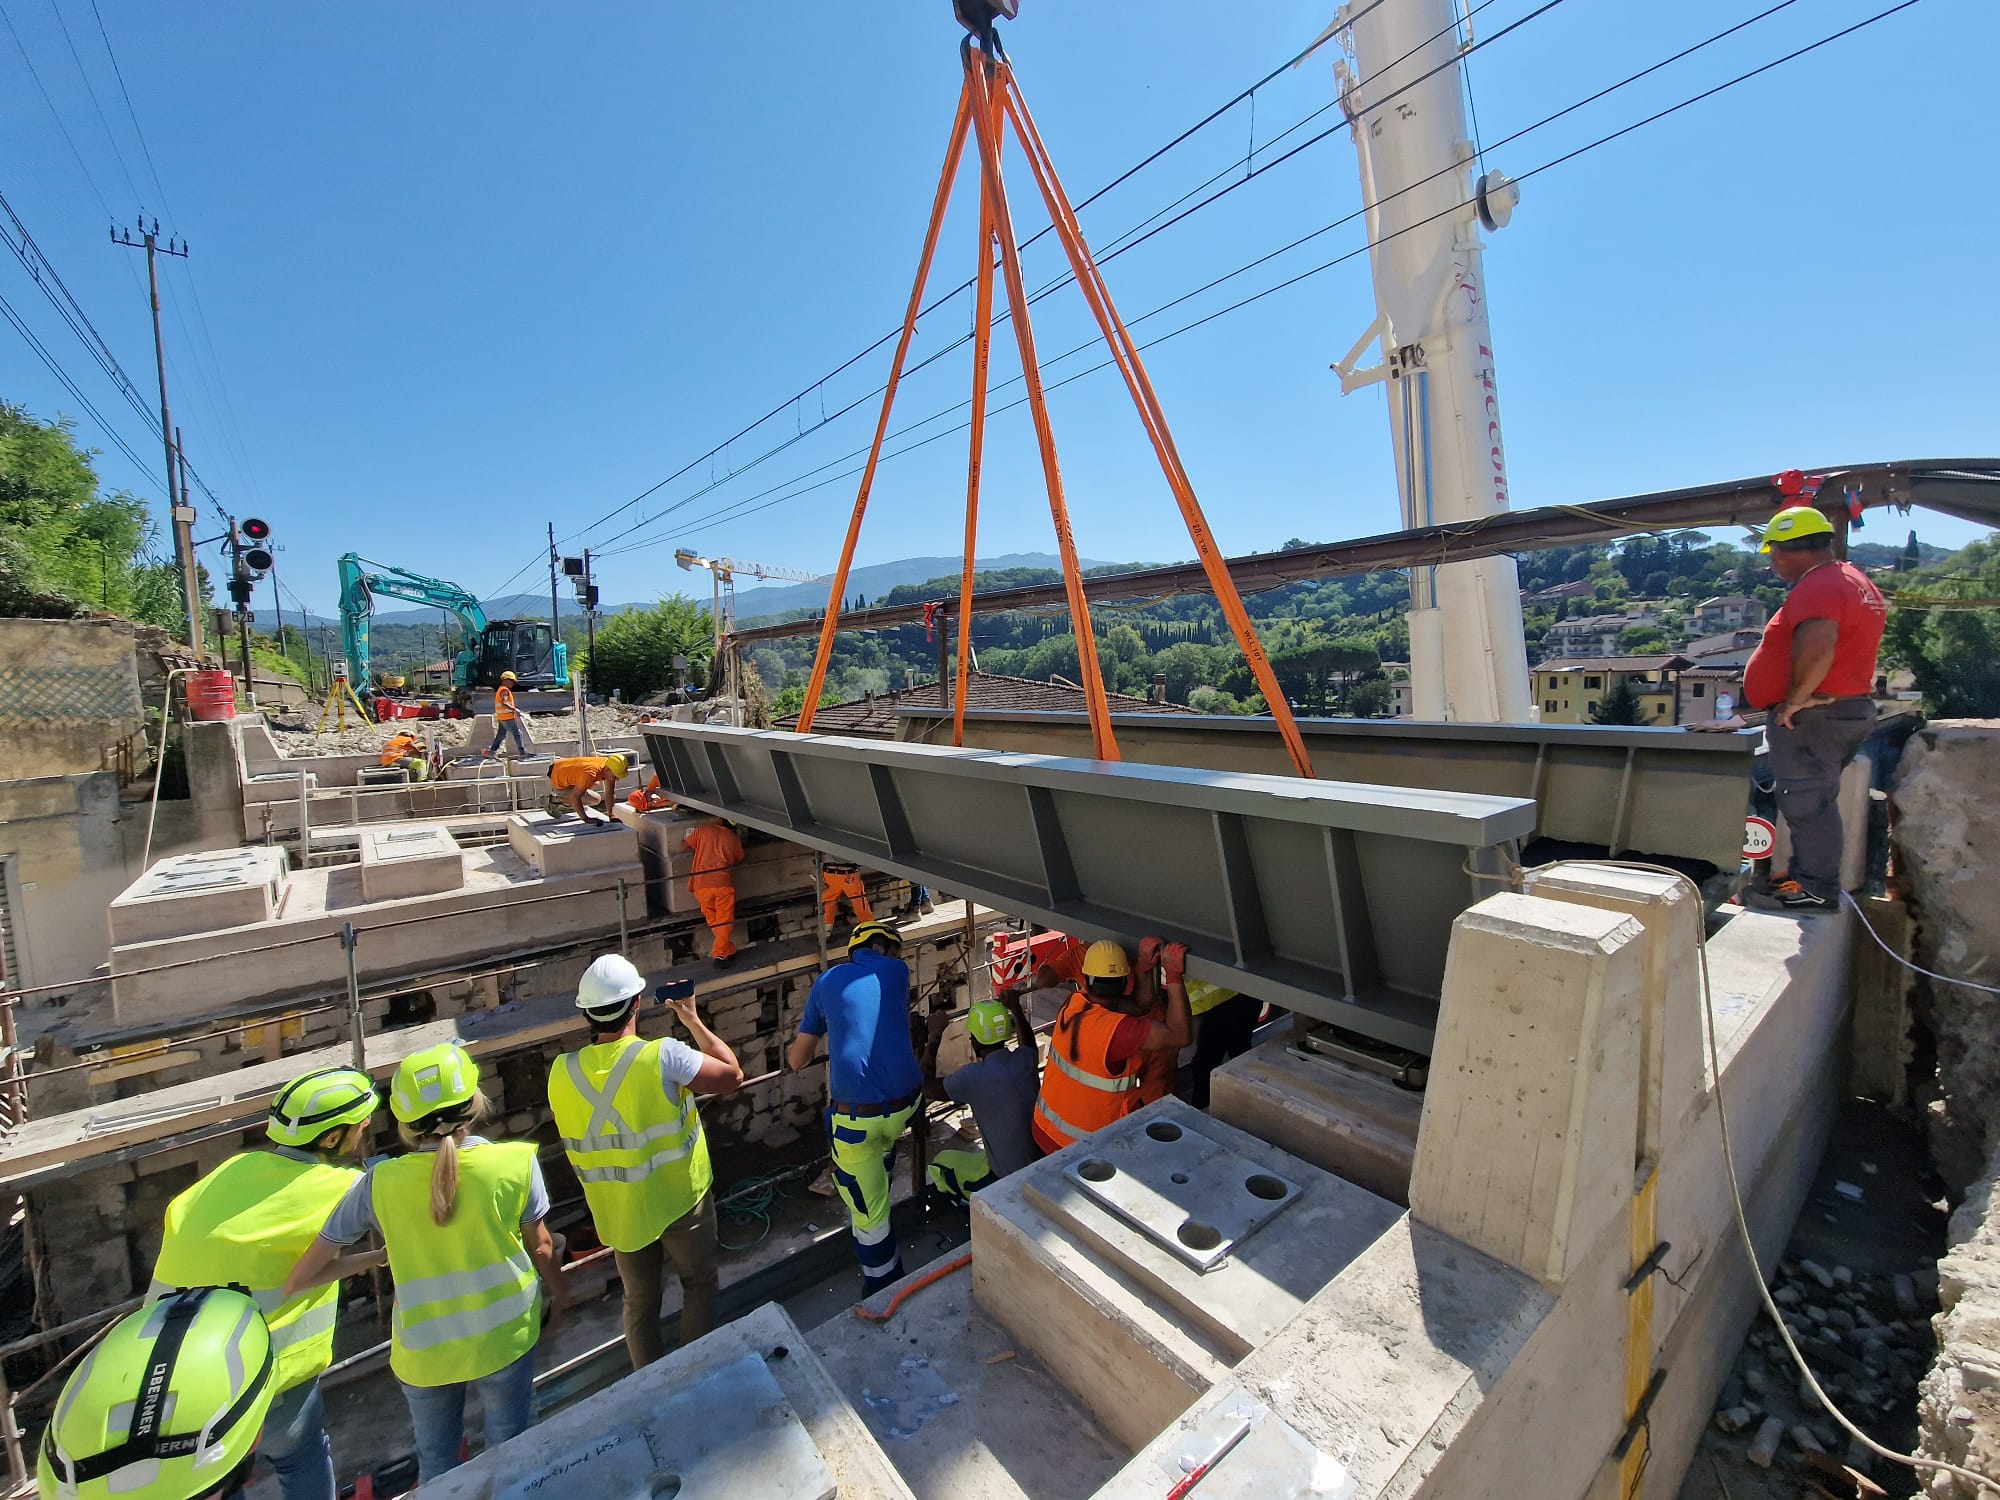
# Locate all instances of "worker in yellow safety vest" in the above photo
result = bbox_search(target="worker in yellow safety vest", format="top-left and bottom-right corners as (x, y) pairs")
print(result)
(379, 731), (431, 781)
(38, 1287), (277, 1500)
(551, 954), (744, 1369)
(1032, 937), (1191, 1154)
(149, 1067), (381, 1500)
(285, 1044), (567, 1484)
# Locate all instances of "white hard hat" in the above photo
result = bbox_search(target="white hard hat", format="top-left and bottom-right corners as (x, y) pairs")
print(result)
(577, 954), (646, 1015)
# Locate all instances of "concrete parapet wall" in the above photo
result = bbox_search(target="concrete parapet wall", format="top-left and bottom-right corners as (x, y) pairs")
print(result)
(0, 617), (144, 781)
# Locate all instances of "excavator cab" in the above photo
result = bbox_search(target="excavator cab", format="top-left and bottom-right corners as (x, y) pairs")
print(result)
(469, 620), (564, 688)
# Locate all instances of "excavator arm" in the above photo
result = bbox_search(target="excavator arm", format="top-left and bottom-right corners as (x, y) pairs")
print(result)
(336, 553), (491, 687)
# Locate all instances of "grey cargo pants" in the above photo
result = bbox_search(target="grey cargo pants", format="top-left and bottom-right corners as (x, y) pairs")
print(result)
(1764, 698), (1874, 899)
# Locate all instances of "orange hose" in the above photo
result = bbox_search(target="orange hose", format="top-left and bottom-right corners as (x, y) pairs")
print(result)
(965, 50), (1119, 761)
(853, 1251), (972, 1323)
(1002, 75), (1316, 780)
(954, 84), (1004, 748)
(797, 80), (974, 735)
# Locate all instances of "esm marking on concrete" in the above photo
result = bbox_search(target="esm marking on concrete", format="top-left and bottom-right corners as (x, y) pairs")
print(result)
(1064, 1114), (1301, 1273)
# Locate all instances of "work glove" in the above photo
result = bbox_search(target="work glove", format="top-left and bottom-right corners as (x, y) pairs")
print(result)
(1161, 942), (1189, 985)
(1136, 935), (1164, 973)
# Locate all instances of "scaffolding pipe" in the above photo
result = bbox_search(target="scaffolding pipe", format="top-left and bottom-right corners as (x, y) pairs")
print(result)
(341, 923), (365, 1069)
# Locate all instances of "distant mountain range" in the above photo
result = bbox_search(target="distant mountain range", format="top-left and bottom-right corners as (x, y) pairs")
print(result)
(288, 553), (1111, 629)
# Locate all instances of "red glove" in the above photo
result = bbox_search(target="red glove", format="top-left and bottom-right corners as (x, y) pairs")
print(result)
(1161, 942), (1188, 984)
(1135, 935), (1164, 973)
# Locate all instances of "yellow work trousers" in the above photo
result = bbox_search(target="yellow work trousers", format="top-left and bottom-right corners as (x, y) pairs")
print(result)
(821, 869), (872, 931)
(828, 1102), (916, 1293)
(689, 872), (736, 960)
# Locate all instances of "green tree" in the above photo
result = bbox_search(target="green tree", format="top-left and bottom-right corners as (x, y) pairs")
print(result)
(1346, 678), (1393, 718)
(1616, 624), (1670, 654)
(1589, 675), (1648, 725)
(580, 595), (713, 700)
(1884, 538), (2000, 715)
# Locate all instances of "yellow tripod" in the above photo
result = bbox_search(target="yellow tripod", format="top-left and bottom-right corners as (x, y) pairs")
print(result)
(317, 673), (375, 731)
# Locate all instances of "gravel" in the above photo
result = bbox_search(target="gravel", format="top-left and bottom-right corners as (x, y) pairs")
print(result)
(263, 704), (654, 758)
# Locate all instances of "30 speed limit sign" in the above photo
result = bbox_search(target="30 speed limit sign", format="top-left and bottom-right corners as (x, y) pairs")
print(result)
(1743, 815), (1777, 860)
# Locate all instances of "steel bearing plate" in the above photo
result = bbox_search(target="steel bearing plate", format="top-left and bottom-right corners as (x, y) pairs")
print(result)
(1061, 1114), (1301, 1273)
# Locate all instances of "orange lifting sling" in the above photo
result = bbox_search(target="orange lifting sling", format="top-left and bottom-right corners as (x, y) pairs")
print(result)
(797, 16), (1315, 781)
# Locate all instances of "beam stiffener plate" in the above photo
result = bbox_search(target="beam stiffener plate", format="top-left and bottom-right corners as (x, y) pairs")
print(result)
(641, 723), (1536, 1051)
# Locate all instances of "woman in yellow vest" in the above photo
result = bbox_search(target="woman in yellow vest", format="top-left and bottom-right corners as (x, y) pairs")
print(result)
(285, 1044), (567, 1483)
(151, 1068), (381, 1500)
(551, 954), (743, 1370)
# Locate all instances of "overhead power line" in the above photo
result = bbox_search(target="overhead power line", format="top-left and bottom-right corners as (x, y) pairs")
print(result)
(588, 0), (1926, 562)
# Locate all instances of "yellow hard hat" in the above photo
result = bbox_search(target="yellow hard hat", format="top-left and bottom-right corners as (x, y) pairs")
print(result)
(1758, 506), (1834, 553)
(500, 671), (517, 680)
(848, 920), (904, 952)
(604, 753), (629, 778)
(1082, 940), (1132, 980)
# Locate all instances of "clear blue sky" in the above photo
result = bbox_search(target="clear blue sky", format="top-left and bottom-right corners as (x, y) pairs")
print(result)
(3, 0), (1992, 622)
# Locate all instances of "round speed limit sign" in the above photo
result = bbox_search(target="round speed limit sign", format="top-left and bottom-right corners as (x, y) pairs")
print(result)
(1743, 815), (1777, 861)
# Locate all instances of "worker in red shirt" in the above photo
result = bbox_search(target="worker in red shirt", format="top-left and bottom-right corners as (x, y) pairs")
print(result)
(683, 818), (746, 968)
(1740, 506), (1886, 911)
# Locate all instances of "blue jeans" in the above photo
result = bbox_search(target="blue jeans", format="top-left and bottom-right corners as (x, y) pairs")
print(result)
(398, 1350), (536, 1483)
(258, 1378), (334, 1500)
(488, 718), (528, 756)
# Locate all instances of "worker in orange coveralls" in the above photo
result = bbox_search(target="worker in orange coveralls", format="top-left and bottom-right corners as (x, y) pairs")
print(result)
(820, 860), (873, 936)
(683, 818), (745, 969)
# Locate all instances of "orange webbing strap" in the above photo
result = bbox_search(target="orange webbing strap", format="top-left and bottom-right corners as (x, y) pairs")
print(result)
(1002, 74), (1315, 780)
(953, 82), (1005, 749)
(796, 79), (974, 735)
(966, 48), (1119, 762)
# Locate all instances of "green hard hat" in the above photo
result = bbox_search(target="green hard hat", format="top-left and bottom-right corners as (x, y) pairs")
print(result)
(390, 1042), (480, 1124)
(965, 1000), (1015, 1047)
(39, 1287), (275, 1500)
(267, 1066), (378, 1148)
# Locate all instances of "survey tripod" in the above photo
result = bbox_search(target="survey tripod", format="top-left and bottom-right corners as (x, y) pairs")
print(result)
(795, 2), (1315, 779)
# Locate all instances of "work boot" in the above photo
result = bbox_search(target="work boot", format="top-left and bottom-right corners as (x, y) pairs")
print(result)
(1746, 878), (1832, 913)
(713, 951), (738, 971)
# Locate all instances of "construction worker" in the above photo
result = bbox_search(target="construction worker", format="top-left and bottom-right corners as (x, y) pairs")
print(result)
(820, 860), (873, 936)
(149, 1068), (382, 1500)
(787, 920), (923, 1296)
(683, 816), (745, 968)
(380, 730), (431, 781)
(487, 670), (529, 757)
(38, 1287), (276, 1500)
(1186, 980), (1264, 1110)
(547, 751), (629, 824)
(284, 1043), (567, 1484)
(1740, 505), (1887, 911)
(551, 955), (744, 1370)
(1032, 937), (1191, 1154)
(628, 774), (673, 812)
(920, 994), (1040, 1206)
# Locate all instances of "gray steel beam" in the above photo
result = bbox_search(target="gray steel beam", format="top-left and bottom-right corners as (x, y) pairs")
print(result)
(641, 723), (1537, 1052)
(896, 710), (1757, 877)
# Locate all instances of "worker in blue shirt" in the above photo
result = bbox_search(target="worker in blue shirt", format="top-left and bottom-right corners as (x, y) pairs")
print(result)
(787, 920), (923, 1296)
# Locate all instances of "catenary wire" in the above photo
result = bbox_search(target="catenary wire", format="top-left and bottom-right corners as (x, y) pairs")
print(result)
(533, 0), (1578, 579)
(487, 0), (1435, 597)
(592, 0), (1845, 561)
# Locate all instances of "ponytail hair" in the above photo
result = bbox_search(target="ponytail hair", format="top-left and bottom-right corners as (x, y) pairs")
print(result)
(396, 1090), (489, 1226)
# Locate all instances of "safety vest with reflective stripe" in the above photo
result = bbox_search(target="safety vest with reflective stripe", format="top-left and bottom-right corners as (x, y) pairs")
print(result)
(371, 1142), (541, 1386)
(548, 1036), (713, 1254)
(1034, 992), (1145, 1149)
(150, 1150), (359, 1394)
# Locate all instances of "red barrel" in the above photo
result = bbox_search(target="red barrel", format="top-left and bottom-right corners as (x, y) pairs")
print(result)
(186, 669), (238, 722)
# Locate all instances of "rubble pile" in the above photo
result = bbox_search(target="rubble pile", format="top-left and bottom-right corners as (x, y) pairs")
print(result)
(263, 704), (650, 757)
(1712, 1253), (1939, 1486)
(1916, 1144), (2000, 1498)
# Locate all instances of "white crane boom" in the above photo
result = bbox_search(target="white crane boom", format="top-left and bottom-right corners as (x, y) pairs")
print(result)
(1321, 0), (1532, 723)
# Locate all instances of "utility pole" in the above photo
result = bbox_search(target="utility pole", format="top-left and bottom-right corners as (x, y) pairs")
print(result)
(113, 220), (201, 659)
(547, 523), (561, 642)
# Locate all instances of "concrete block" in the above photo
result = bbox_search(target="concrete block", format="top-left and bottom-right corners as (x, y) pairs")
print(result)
(1409, 891), (1646, 1286)
(1524, 861), (1703, 1170)
(358, 822), (466, 902)
(1208, 1039), (1421, 1206)
(972, 1097), (1400, 1451)
(107, 846), (289, 945)
(421, 1303), (910, 1500)
(356, 765), (410, 788)
(507, 811), (641, 879)
(243, 769), (314, 805)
